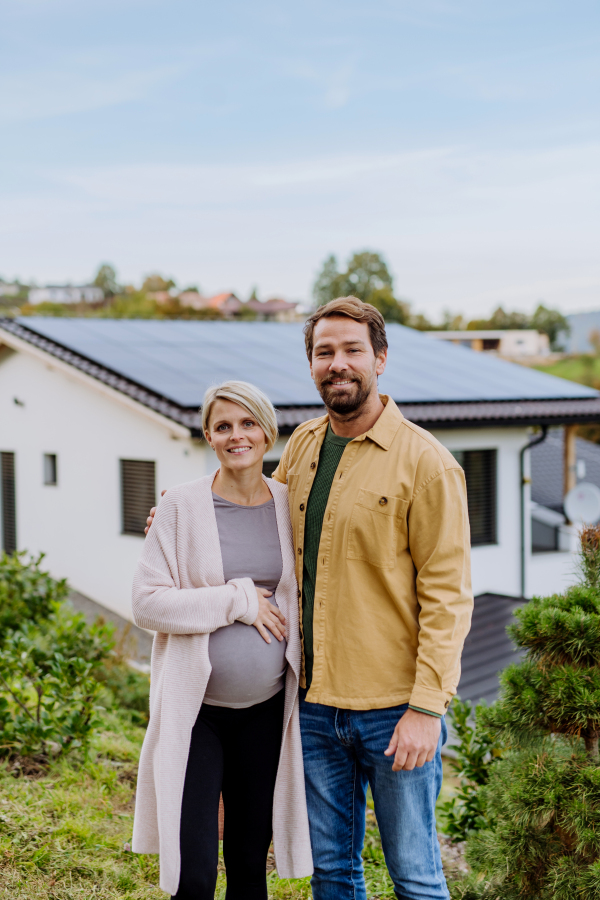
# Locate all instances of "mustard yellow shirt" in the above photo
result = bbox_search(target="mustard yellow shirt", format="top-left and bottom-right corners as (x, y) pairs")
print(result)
(272, 396), (473, 715)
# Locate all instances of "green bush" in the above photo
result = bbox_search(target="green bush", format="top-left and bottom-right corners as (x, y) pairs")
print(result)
(457, 526), (600, 899)
(0, 550), (67, 631)
(0, 605), (115, 759)
(0, 551), (150, 760)
(440, 698), (502, 842)
(95, 658), (150, 725)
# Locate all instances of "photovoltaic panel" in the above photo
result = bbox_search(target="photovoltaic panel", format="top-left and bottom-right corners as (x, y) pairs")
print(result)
(18, 318), (598, 408)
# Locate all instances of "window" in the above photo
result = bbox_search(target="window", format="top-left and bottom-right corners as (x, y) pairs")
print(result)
(120, 459), (156, 536)
(452, 449), (497, 546)
(262, 460), (280, 478)
(43, 453), (57, 486)
(1, 451), (17, 554)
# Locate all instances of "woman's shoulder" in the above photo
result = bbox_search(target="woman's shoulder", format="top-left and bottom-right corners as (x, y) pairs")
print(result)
(158, 474), (215, 513)
(264, 476), (288, 499)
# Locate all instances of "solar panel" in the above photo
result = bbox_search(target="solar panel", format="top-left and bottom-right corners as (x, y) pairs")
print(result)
(18, 318), (597, 408)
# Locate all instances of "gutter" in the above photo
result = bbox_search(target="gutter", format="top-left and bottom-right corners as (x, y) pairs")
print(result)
(520, 426), (548, 598)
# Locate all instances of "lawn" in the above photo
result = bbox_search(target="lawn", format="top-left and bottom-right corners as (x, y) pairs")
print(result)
(534, 354), (600, 390)
(0, 707), (463, 899)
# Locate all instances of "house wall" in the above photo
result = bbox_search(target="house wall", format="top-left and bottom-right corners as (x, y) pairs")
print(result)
(0, 348), (210, 620)
(429, 426), (578, 599)
(0, 345), (580, 624)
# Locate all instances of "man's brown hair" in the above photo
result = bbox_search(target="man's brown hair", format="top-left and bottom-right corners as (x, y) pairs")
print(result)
(303, 296), (388, 360)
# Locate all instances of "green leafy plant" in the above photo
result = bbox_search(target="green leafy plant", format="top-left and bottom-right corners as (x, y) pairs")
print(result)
(0, 551), (67, 632)
(440, 698), (503, 842)
(0, 606), (115, 760)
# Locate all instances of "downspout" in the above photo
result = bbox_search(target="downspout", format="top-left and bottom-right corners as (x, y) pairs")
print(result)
(520, 425), (548, 598)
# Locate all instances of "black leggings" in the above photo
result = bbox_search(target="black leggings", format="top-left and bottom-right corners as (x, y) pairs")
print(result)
(172, 689), (285, 900)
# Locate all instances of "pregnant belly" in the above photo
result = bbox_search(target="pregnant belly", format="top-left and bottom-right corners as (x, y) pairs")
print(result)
(204, 620), (288, 708)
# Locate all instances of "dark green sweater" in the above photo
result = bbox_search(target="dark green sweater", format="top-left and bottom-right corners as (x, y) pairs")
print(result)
(302, 424), (351, 688)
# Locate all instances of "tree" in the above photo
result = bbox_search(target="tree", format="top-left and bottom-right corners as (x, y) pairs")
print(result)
(465, 304), (569, 351)
(93, 263), (120, 298)
(368, 286), (411, 325)
(313, 254), (341, 307)
(467, 306), (530, 331)
(530, 304), (570, 351)
(312, 250), (410, 323)
(141, 273), (176, 294)
(459, 526), (600, 899)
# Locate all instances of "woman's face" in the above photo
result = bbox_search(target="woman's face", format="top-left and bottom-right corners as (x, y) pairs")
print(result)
(205, 399), (267, 472)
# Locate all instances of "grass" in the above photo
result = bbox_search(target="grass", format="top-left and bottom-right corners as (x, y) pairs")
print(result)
(534, 354), (600, 390)
(0, 706), (462, 899)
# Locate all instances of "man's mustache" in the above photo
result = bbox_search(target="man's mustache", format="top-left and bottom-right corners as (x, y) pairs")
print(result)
(321, 376), (359, 386)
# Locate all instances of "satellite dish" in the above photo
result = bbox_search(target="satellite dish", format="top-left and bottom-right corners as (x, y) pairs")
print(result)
(564, 482), (600, 525)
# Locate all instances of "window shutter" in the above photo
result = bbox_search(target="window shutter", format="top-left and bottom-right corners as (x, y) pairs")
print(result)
(262, 460), (280, 478)
(452, 449), (497, 546)
(1, 451), (17, 554)
(120, 460), (156, 536)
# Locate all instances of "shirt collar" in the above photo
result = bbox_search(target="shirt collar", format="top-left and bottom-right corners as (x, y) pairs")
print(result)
(308, 395), (403, 451)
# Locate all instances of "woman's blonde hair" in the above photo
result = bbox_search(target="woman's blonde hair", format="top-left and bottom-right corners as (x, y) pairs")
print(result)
(201, 381), (278, 452)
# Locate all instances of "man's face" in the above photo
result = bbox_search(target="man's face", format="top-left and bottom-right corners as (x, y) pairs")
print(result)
(310, 316), (387, 415)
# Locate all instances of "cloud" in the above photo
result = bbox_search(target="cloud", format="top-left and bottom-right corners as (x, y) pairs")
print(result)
(2, 139), (598, 316)
(0, 61), (185, 122)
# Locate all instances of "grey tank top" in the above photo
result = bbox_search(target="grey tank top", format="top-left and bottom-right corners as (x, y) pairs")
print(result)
(203, 493), (287, 708)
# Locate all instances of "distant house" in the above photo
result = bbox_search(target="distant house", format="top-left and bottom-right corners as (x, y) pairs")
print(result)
(425, 329), (550, 358)
(246, 298), (300, 322)
(28, 285), (104, 304)
(203, 292), (243, 317)
(0, 280), (21, 298)
(560, 311), (600, 354)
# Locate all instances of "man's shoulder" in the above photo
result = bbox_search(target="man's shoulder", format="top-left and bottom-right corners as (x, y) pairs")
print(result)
(398, 417), (462, 473)
(285, 413), (328, 448)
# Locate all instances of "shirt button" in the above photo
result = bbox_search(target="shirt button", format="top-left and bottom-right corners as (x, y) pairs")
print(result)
(298, 548), (302, 555)
(297, 589), (301, 598)
(379, 496), (388, 506)
(310, 462), (316, 469)
(300, 503), (305, 511)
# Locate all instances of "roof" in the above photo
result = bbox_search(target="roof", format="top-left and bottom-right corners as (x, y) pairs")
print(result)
(426, 329), (540, 340)
(2, 317), (600, 434)
(532, 429), (600, 513)
(457, 593), (525, 706)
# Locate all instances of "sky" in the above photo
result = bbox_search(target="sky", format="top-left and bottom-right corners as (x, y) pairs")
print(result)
(1, 0), (599, 319)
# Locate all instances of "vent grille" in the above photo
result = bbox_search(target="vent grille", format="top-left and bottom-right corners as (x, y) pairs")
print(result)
(120, 459), (156, 537)
(1, 451), (17, 554)
(452, 449), (497, 546)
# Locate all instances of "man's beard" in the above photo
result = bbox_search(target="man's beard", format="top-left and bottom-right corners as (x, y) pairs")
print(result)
(316, 375), (372, 416)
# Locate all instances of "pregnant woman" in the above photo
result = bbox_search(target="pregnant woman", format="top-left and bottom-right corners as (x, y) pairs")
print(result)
(130, 381), (312, 899)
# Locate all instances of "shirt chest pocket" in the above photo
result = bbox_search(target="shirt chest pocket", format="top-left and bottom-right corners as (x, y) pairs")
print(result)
(347, 490), (409, 569)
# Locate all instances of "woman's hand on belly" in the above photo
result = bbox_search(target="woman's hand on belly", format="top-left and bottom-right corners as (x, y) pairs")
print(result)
(253, 588), (287, 644)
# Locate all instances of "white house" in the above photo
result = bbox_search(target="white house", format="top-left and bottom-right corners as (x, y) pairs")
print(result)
(1, 317), (600, 639)
(425, 329), (550, 358)
(28, 285), (104, 305)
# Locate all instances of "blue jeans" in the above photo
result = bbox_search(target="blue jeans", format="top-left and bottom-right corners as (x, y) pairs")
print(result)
(299, 692), (449, 900)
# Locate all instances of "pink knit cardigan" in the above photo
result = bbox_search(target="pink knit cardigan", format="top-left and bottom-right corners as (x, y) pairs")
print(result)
(131, 473), (313, 895)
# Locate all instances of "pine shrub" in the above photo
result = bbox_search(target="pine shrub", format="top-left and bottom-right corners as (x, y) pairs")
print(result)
(460, 526), (600, 899)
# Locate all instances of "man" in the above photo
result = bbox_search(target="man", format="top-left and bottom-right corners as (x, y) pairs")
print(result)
(148, 297), (473, 899)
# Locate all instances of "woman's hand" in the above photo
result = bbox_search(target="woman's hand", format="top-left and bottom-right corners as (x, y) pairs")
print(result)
(253, 588), (287, 644)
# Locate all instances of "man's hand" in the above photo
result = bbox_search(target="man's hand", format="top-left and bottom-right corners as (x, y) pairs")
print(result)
(252, 588), (287, 644)
(145, 489), (167, 534)
(384, 708), (441, 771)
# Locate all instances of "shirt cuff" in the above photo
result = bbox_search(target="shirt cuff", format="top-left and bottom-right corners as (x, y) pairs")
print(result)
(408, 705), (443, 719)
